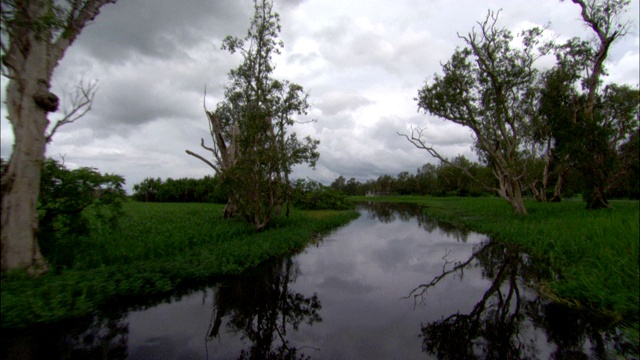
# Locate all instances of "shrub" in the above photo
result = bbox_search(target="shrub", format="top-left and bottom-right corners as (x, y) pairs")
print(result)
(38, 158), (126, 269)
(295, 187), (353, 210)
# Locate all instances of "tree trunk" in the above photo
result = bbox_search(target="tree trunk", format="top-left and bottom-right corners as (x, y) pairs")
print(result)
(585, 186), (610, 210)
(223, 197), (236, 219)
(549, 168), (567, 202)
(508, 179), (528, 215)
(1, 75), (51, 274)
(1, 0), (116, 274)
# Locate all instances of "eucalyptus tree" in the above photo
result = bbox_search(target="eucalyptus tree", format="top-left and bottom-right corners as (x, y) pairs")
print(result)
(0, 0), (116, 273)
(402, 11), (546, 215)
(187, 0), (319, 230)
(541, 0), (636, 209)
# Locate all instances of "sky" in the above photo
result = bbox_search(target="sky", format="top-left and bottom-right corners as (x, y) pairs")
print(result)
(1, 0), (639, 194)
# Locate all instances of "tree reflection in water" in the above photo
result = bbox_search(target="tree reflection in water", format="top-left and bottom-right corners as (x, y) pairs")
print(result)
(1, 314), (129, 360)
(410, 240), (619, 360)
(206, 257), (321, 360)
(362, 202), (471, 242)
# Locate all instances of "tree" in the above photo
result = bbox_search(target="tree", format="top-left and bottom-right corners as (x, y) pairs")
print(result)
(38, 158), (125, 269)
(403, 11), (544, 214)
(330, 175), (346, 192)
(1, 0), (116, 273)
(553, 0), (634, 209)
(186, 0), (319, 230)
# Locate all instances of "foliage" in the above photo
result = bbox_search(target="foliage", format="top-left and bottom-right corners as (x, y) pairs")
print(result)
(540, 39), (639, 209)
(407, 11), (547, 215)
(0, 202), (359, 328)
(295, 187), (353, 211)
(0, 0), (116, 274)
(187, 0), (319, 229)
(132, 175), (227, 203)
(537, 0), (636, 209)
(37, 158), (126, 269)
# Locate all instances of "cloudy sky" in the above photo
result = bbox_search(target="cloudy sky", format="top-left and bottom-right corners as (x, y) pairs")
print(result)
(1, 0), (638, 193)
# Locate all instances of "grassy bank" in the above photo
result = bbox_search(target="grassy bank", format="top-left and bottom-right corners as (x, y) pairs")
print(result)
(1, 202), (359, 328)
(355, 196), (639, 326)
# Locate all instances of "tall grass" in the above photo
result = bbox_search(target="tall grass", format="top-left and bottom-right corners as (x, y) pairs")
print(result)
(1, 202), (359, 328)
(356, 196), (639, 327)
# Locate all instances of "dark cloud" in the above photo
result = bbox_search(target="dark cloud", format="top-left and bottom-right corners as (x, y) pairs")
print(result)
(75, 0), (253, 63)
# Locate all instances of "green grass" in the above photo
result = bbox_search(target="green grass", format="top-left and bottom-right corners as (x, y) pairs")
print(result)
(1, 202), (359, 328)
(355, 196), (639, 328)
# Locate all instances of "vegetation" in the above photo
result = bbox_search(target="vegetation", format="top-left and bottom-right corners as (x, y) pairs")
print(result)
(402, 0), (638, 215)
(1, 0), (116, 274)
(1, 202), (358, 328)
(356, 196), (639, 329)
(405, 10), (543, 215)
(132, 176), (227, 203)
(186, 0), (319, 228)
(38, 158), (126, 269)
(326, 154), (637, 200)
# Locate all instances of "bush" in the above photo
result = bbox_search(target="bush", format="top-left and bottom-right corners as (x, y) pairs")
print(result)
(38, 158), (126, 269)
(295, 187), (353, 210)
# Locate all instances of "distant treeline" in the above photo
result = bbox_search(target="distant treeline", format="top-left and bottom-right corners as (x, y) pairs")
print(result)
(329, 155), (639, 200)
(132, 153), (638, 203)
(132, 176), (227, 203)
(131, 176), (352, 210)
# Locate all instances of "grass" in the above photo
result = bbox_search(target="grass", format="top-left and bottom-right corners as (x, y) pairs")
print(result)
(354, 196), (639, 329)
(1, 202), (359, 328)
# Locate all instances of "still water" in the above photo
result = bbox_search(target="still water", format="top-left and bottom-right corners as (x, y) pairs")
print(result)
(3, 203), (624, 359)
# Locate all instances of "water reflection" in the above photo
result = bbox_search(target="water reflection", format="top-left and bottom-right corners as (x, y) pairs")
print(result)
(411, 240), (618, 360)
(2, 314), (129, 359)
(363, 201), (470, 242)
(2, 202), (629, 359)
(206, 258), (321, 359)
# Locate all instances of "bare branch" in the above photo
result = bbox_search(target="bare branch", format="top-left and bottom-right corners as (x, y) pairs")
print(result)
(46, 79), (97, 143)
(185, 149), (220, 173)
(398, 126), (497, 194)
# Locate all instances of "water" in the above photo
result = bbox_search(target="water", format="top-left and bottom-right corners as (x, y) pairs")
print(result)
(2, 203), (624, 359)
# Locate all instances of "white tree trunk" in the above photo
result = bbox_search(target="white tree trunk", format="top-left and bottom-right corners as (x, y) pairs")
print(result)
(1, 39), (52, 274)
(1, 0), (115, 274)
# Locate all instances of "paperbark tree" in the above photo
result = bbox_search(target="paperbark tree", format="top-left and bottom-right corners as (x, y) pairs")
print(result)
(544, 0), (633, 209)
(403, 11), (544, 215)
(0, 0), (116, 273)
(187, 0), (318, 230)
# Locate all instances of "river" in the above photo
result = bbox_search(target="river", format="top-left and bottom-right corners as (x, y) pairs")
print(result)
(2, 202), (623, 359)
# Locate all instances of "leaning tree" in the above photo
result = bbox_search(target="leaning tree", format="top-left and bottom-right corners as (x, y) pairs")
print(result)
(402, 11), (546, 215)
(187, 0), (319, 230)
(1, 0), (116, 273)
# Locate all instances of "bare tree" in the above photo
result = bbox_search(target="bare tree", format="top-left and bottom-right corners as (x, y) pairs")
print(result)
(186, 90), (240, 218)
(1, 0), (116, 274)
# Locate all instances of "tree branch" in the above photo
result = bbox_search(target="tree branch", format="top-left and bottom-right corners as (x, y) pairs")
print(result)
(185, 149), (220, 173)
(46, 79), (97, 143)
(398, 126), (498, 194)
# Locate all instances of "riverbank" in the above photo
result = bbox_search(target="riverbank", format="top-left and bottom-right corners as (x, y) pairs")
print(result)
(1, 202), (359, 328)
(355, 196), (639, 336)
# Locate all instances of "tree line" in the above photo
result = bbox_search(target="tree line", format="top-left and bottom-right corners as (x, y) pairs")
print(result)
(328, 153), (638, 199)
(131, 176), (352, 211)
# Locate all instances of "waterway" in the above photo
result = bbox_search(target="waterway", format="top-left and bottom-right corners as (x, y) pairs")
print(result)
(2, 202), (624, 359)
